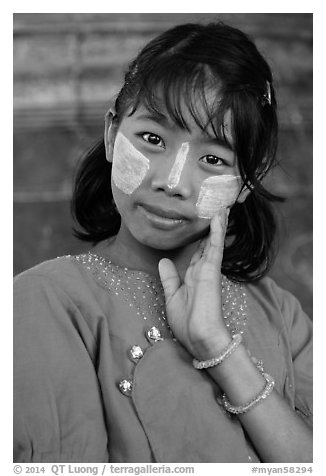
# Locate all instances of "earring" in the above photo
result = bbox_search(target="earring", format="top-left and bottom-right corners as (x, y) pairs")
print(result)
(104, 108), (117, 162)
(261, 81), (272, 106)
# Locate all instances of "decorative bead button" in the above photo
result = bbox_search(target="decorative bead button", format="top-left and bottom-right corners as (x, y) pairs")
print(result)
(118, 379), (133, 396)
(129, 345), (144, 361)
(146, 326), (163, 343)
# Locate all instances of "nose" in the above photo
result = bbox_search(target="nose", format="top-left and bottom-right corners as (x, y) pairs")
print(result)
(151, 142), (192, 198)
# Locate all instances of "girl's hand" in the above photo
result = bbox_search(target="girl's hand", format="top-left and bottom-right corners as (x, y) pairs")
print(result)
(158, 208), (231, 359)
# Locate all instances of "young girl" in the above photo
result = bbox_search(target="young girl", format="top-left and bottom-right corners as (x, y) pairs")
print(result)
(13, 22), (312, 463)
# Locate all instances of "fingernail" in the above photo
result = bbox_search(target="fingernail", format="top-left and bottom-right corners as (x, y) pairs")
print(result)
(221, 208), (229, 227)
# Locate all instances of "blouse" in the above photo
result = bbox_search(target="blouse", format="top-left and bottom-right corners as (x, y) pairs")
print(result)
(13, 253), (313, 463)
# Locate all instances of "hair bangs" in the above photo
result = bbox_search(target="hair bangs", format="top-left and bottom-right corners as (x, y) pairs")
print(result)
(130, 57), (227, 140)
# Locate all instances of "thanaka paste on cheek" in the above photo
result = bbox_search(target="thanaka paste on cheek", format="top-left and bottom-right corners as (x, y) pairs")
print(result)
(112, 132), (150, 194)
(196, 175), (241, 219)
(167, 142), (189, 189)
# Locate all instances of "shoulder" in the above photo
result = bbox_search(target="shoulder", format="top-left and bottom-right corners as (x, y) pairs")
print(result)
(14, 254), (98, 300)
(13, 255), (108, 361)
(246, 275), (311, 331)
(14, 256), (81, 320)
(15, 255), (82, 285)
(13, 254), (108, 329)
(247, 275), (302, 309)
(247, 275), (291, 300)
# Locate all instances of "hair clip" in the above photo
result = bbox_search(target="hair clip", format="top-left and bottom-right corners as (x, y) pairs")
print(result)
(129, 63), (139, 78)
(262, 80), (272, 106)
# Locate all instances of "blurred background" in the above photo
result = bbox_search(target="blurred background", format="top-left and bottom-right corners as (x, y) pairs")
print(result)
(13, 13), (313, 317)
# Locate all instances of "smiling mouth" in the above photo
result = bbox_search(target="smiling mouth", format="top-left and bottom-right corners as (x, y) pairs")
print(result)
(139, 205), (187, 229)
(140, 203), (188, 220)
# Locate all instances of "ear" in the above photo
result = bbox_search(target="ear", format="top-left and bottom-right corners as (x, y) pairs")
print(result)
(104, 107), (119, 163)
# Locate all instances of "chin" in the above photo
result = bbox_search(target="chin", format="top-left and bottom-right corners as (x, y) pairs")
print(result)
(136, 228), (208, 251)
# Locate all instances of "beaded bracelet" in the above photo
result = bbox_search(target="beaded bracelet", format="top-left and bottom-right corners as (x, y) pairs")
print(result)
(192, 333), (242, 370)
(220, 372), (275, 415)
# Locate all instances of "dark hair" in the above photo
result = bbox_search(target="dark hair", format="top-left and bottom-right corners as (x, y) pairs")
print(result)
(72, 21), (283, 282)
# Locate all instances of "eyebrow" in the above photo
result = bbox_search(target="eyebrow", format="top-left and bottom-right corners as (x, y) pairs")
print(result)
(203, 132), (234, 152)
(135, 112), (172, 128)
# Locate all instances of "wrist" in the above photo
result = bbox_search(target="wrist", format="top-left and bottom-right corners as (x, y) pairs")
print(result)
(193, 334), (243, 369)
(205, 343), (266, 395)
(190, 328), (233, 360)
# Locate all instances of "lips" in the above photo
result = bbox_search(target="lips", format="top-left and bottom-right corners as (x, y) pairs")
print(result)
(140, 203), (189, 220)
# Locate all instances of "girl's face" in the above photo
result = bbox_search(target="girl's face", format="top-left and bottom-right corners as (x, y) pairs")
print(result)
(106, 103), (245, 250)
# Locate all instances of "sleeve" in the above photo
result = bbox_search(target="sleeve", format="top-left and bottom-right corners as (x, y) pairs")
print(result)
(13, 272), (109, 462)
(278, 285), (313, 428)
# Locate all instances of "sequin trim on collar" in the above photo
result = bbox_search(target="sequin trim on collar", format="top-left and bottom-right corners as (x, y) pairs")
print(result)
(72, 252), (248, 336)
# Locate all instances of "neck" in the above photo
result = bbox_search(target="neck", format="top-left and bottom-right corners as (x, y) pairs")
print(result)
(90, 224), (201, 280)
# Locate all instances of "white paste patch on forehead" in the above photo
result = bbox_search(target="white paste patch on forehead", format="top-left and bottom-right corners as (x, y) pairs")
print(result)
(167, 142), (189, 189)
(196, 175), (241, 219)
(112, 132), (150, 195)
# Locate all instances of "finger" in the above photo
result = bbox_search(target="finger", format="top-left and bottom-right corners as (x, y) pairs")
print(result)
(158, 258), (181, 304)
(189, 236), (208, 266)
(204, 208), (230, 265)
(210, 208), (229, 244)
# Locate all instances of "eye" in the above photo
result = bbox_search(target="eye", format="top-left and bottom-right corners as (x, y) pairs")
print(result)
(142, 133), (165, 148)
(200, 155), (225, 166)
